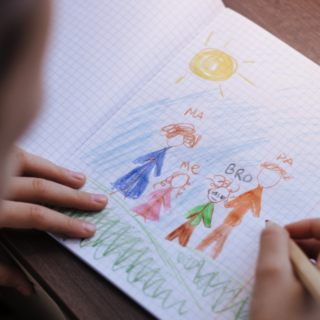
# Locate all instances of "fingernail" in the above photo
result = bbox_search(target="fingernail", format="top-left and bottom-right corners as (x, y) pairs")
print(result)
(70, 170), (85, 180)
(91, 194), (108, 204)
(82, 221), (96, 234)
(17, 286), (33, 297)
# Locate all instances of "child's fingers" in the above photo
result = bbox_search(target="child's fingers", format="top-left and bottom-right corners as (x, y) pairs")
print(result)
(255, 225), (292, 293)
(250, 225), (299, 319)
(296, 239), (320, 270)
(13, 147), (86, 188)
(295, 238), (320, 261)
(7, 177), (108, 210)
(252, 226), (320, 320)
(0, 261), (34, 296)
(0, 200), (96, 238)
(285, 219), (320, 240)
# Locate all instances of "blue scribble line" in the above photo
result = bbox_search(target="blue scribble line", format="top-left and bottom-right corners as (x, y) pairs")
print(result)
(111, 147), (170, 199)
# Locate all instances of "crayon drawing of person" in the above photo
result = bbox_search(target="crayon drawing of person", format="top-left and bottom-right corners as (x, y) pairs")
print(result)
(165, 176), (239, 247)
(195, 161), (293, 259)
(132, 172), (190, 222)
(111, 123), (201, 200)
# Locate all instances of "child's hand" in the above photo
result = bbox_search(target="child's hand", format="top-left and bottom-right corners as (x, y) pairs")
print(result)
(250, 222), (320, 320)
(0, 147), (108, 296)
(286, 219), (320, 269)
(1, 147), (108, 238)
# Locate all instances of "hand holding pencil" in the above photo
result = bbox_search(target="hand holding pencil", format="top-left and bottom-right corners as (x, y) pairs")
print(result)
(249, 219), (320, 320)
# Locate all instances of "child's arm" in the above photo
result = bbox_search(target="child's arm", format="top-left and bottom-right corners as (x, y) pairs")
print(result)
(250, 221), (320, 319)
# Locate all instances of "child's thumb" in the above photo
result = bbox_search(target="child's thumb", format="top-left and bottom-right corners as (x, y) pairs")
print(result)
(255, 224), (292, 292)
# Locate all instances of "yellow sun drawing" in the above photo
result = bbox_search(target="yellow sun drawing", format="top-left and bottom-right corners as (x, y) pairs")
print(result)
(176, 32), (256, 98)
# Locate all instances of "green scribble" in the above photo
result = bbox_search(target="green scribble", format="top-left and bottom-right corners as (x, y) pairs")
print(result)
(64, 207), (188, 315)
(58, 176), (250, 318)
(87, 178), (204, 313)
(185, 248), (252, 293)
(177, 252), (249, 319)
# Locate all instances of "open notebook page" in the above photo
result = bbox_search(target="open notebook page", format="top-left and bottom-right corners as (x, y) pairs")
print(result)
(52, 8), (320, 320)
(19, 0), (225, 164)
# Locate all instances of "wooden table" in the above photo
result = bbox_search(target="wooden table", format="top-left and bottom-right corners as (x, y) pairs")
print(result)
(1, 1), (320, 319)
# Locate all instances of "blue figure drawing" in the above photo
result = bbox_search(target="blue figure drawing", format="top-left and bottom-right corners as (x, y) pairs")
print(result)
(111, 123), (202, 200)
(111, 147), (170, 199)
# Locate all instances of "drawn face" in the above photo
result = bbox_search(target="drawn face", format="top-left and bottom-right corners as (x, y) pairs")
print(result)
(167, 135), (184, 148)
(171, 174), (189, 189)
(257, 168), (282, 188)
(207, 187), (230, 203)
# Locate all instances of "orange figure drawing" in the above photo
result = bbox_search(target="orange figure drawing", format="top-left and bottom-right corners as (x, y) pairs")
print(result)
(195, 161), (293, 259)
(132, 172), (191, 222)
(111, 123), (201, 200)
(165, 176), (239, 247)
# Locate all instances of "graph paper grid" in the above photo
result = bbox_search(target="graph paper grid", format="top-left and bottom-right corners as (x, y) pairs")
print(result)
(49, 8), (320, 319)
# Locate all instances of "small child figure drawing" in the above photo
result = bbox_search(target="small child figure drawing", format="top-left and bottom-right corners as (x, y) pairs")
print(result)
(132, 172), (190, 222)
(165, 175), (239, 247)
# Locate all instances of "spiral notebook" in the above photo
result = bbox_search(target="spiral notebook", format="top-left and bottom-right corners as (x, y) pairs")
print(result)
(21, 1), (320, 319)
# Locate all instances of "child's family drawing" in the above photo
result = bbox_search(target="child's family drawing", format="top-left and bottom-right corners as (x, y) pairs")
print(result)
(109, 119), (293, 260)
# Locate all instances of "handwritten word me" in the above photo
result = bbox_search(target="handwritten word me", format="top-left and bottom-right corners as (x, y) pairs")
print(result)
(180, 162), (200, 175)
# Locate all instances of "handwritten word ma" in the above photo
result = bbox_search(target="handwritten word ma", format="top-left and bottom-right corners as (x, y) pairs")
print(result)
(184, 108), (203, 120)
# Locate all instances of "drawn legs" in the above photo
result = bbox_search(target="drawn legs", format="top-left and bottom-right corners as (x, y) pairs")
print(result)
(165, 222), (196, 247)
(195, 223), (233, 259)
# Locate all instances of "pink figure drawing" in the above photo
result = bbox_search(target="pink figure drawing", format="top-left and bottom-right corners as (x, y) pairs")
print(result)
(132, 171), (191, 222)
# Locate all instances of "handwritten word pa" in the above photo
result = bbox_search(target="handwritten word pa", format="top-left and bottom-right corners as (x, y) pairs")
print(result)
(277, 153), (293, 166)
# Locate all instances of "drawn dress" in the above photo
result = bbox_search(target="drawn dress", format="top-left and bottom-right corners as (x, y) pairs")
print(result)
(132, 187), (172, 222)
(166, 202), (214, 247)
(111, 147), (171, 199)
(196, 185), (263, 258)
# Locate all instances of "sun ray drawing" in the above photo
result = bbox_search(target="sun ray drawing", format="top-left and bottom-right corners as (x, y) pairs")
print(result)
(223, 38), (233, 48)
(175, 33), (256, 98)
(175, 72), (187, 84)
(205, 31), (214, 46)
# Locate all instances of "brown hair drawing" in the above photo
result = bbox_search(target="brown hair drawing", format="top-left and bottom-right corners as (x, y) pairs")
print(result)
(160, 123), (202, 148)
(154, 171), (191, 198)
(206, 175), (240, 201)
(260, 161), (293, 181)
